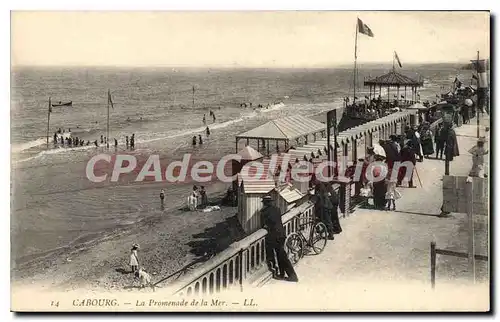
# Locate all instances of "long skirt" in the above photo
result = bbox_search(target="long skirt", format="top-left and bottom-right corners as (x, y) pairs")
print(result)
(421, 137), (435, 156)
(372, 181), (387, 210)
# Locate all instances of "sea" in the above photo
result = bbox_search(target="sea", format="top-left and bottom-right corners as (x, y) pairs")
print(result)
(11, 64), (472, 274)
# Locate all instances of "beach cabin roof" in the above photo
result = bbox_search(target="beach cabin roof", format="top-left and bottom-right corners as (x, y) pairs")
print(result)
(237, 145), (263, 161)
(364, 70), (424, 87)
(236, 111), (418, 182)
(240, 178), (276, 194)
(275, 184), (305, 203)
(236, 115), (326, 141)
(285, 110), (417, 160)
(237, 153), (293, 185)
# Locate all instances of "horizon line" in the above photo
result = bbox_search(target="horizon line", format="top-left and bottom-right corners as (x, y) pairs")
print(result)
(11, 61), (478, 69)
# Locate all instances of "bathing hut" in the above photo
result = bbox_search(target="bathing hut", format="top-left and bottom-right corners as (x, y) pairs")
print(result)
(237, 177), (276, 234)
(270, 183), (306, 215)
(231, 145), (263, 193)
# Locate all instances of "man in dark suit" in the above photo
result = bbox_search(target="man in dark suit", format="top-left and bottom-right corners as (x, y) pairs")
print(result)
(261, 196), (298, 282)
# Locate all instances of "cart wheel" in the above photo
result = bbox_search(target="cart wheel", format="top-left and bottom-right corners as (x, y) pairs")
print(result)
(311, 222), (328, 254)
(285, 232), (303, 265)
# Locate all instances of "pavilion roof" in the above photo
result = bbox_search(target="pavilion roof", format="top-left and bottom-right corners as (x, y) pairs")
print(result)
(236, 115), (326, 141)
(364, 70), (424, 87)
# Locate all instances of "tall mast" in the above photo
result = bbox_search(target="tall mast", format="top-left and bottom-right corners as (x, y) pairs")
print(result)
(476, 50), (480, 138)
(46, 97), (51, 149)
(192, 85), (195, 109)
(353, 19), (359, 104)
(107, 89), (110, 148)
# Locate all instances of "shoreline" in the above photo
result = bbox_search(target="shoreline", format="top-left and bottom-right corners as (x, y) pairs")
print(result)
(11, 182), (243, 292)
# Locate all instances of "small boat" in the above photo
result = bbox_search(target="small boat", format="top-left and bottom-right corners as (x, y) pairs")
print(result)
(52, 101), (72, 107)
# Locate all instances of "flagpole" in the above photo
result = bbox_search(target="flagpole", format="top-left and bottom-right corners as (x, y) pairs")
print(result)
(476, 51), (480, 138)
(46, 97), (51, 149)
(107, 90), (110, 148)
(353, 19), (359, 104)
(393, 52), (395, 70)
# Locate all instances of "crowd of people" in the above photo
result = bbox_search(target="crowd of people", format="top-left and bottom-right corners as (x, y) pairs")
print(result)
(345, 95), (412, 120)
(239, 100), (284, 110)
(358, 121), (460, 210)
(52, 128), (136, 149)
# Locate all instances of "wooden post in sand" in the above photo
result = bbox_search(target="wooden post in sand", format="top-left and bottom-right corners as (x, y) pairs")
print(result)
(466, 177), (476, 283)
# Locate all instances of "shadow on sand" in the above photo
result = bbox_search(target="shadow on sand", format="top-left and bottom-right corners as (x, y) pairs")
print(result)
(186, 214), (244, 258)
(115, 267), (131, 275)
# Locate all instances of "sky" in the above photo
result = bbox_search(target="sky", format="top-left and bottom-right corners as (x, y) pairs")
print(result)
(11, 11), (490, 67)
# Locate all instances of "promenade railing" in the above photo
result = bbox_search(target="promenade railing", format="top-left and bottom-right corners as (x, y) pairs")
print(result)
(165, 201), (315, 297)
(161, 115), (443, 297)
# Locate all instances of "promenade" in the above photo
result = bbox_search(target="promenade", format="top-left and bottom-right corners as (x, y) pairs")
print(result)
(259, 114), (490, 311)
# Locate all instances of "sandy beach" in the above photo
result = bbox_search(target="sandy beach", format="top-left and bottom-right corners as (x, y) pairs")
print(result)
(11, 184), (244, 292)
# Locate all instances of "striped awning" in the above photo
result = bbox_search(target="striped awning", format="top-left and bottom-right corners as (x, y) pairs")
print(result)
(285, 110), (417, 160)
(236, 110), (418, 188)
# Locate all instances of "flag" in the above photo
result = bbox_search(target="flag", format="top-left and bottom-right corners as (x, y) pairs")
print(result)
(394, 51), (402, 68)
(108, 90), (114, 109)
(357, 18), (374, 37)
(327, 109), (338, 133)
(48, 97), (52, 113)
(471, 59), (488, 88)
(401, 95), (405, 99)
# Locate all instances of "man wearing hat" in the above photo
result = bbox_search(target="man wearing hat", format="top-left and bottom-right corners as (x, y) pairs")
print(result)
(261, 195), (298, 282)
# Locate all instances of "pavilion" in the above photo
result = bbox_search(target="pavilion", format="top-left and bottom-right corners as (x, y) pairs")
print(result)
(235, 115), (326, 156)
(364, 69), (424, 106)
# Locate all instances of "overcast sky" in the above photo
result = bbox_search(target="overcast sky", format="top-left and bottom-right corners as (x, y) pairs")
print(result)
(11, 11), (490, 67)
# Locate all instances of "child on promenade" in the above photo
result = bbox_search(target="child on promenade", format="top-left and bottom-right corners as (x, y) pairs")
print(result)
(385, 178), (401, 211)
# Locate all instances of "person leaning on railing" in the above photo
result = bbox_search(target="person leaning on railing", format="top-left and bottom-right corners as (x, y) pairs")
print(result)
(260, 196), (298, 282)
